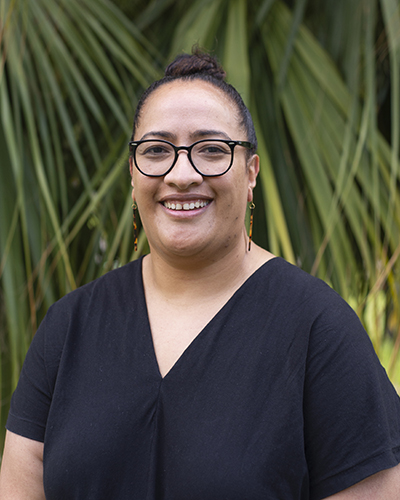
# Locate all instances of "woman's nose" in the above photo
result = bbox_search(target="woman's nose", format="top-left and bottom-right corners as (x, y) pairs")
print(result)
(163, 151), (203, 189)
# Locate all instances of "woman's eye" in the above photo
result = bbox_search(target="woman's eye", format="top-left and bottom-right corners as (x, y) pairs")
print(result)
(198, 144), (228, 155)
(143, 146), (170, 156)
(145, 147), (164, 154)
(205, 147), (223, 153)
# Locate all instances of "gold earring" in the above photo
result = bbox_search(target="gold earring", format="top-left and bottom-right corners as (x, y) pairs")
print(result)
(132, 201), (138, 252)
(248, 202), (255, 251)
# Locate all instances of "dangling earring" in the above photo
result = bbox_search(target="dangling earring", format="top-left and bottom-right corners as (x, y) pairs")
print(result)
(132, 201), (138, 252)
(248, 202), (255, 251)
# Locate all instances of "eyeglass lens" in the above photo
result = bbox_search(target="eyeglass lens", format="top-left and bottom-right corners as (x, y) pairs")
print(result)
(135, 140), (232, 176)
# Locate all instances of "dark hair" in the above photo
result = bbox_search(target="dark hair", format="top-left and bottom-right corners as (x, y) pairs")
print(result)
(131, 49), (257, 154)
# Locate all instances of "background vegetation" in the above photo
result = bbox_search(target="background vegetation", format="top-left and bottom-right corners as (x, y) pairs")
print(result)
(1, 0), (399, 450)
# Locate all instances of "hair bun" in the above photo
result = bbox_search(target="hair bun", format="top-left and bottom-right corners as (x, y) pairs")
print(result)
(165, 50), (226, 81)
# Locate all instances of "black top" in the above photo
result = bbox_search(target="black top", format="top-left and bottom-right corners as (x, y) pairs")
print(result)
(6, 257), (400, 499)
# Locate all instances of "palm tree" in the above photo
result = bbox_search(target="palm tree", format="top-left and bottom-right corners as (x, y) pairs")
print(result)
(1, 0), (399, 448)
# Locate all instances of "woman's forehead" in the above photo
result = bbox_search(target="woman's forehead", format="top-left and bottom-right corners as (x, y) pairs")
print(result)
(135, 80), (242, 140)
(148, 79), (232, 105)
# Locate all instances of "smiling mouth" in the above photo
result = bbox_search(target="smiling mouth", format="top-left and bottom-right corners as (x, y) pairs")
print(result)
(163, 200), (210, 211)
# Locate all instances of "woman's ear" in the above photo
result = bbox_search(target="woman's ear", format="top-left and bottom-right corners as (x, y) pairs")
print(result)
(247, 154), (259, 202)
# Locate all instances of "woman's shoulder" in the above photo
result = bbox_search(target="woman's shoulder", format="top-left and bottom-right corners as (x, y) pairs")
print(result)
(53, 258), (142, 308)
(250, 256), (361, 331)
(24, 258), (145, 371)
(253, 256), (340, 301)
(42, 258), (144, 335)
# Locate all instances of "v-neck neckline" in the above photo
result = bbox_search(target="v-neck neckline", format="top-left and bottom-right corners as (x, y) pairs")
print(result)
(138, 256), (279, 381)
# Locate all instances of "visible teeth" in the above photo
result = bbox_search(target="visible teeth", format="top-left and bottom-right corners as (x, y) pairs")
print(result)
(164, 200), (209, 211)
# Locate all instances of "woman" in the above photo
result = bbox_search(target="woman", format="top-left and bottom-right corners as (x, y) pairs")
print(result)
(1, 51), (400, 499)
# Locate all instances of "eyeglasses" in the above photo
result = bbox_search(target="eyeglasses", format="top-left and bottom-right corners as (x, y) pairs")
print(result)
(128, 139), (254, 177)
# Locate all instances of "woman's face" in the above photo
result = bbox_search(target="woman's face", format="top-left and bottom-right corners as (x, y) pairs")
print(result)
(130, 80), (259, 262)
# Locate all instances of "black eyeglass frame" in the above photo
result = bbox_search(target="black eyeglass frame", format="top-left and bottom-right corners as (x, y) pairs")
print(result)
(128, 139), (255, 177)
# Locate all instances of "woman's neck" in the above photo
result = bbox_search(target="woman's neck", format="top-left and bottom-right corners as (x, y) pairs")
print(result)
(142, 241), (273, 305)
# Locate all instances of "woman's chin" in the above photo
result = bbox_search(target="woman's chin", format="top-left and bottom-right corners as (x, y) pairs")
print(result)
(148, 232), (211, 261)
(163, 240), (208, 259)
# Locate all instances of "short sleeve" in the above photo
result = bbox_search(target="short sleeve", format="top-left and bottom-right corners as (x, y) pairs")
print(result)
(5, 262), (137, 445)
(6, 308), (62, 442)
(304, 294), (400, 500)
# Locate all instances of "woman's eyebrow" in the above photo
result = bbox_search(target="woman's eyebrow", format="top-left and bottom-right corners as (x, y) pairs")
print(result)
(138, 129), (231, 142)
(190, 130), (231, 140)
(139, 130), (175, 141)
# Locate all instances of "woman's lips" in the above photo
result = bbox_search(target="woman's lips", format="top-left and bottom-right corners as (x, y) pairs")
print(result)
(163, 200), (210, 211)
